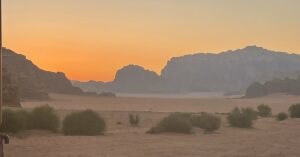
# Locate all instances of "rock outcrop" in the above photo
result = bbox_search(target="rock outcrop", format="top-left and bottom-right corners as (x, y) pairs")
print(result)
(3, 48), (83, 100)
(112, 65), (162, 93)
(161, 46), (300, 93)
(38, 71), (82, 94)
(73, 65), (163, 93)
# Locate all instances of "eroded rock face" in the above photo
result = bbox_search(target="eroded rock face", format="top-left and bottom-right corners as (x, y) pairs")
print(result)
(3, 48), (83, 100)
(161, 46), (300, 93)
(75, 46), (300, 94)
(38, 71), (82, 94)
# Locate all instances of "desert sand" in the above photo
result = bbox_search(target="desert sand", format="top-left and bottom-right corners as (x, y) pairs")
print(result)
(5, 94), (300, 157)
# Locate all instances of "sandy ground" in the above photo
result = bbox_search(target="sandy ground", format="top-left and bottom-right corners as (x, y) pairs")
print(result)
(21, 93), (300, 113)
(4, 94), (300, 157)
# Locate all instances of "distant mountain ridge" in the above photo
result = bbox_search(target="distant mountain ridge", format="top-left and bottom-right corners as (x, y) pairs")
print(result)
(161, 46), (300, 92)
(73, 46), (300, 94)
(3, 48), (83, 100)
(73, 65), (163, 93)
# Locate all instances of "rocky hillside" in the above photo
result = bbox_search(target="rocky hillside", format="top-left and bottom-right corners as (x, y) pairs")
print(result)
(161, 46), (300, 93)
(74, 46), (300, 94)
(3, 48), (83, 100)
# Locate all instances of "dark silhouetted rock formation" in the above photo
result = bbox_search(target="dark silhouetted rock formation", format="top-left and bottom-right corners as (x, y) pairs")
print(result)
(3, 48), (83, 100)
(38, 71), (82, 94)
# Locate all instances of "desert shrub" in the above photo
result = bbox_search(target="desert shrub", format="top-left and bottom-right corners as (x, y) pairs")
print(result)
(227, 107), (257, 128)
(245, 82), (266, 98)
(276, 112), (288, 121)
(191, 113), (221, 132)
(257, 104), (272, 117)
(147, 113), (192, 134)
(63, 110), (106, 136)
(289, 104), (300, 118)
(16, 109), (30, 129)
(129, 114), (140, 126)
(28, 105), (59, 132)
(0, 109), (28, 133)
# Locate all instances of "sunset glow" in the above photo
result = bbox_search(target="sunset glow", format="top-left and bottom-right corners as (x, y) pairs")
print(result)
(3, 0), (300, 81)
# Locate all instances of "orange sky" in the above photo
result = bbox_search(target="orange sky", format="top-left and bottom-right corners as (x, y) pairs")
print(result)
(3, 0), (300, 81)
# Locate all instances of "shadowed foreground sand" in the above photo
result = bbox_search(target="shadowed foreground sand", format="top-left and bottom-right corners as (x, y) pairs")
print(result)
(5, 94), (300, 157)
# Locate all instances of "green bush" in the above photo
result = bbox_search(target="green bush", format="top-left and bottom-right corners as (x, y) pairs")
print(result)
(257, 104), (272, 117)
(227, 107), (257, 128)
(0, 109), (28, 133)
(276, 112), (288, 121)
(289, 104), (300, 118)
(191, 113), (221, 132)
(16, 109), (30, 129)
(63, 110), (106, 136)
(28, 105), (59, 132)
(147, 113), (192, 134)
(129, 114), (140, 126)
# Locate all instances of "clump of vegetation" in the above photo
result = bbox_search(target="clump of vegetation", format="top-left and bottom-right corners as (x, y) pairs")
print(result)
(257, 104), (272, 117)
(63, 110), (106, 136)
(245, 82), (266, 98)
(0, 109), (28, 133)
(289, 104), (300, 118)
(227, 107), (257, 128)
(129, 114), (140, 126)
(28, 105), (59, 132)
(276, 112), (288, 121)
(16, 109), (30, 129)
(147, 113), (192, 134)
(191, 113), (221, 132)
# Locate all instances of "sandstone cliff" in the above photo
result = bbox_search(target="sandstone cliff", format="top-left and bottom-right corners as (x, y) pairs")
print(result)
(3, 48), (83, 100)
(73, 46), (300, 94)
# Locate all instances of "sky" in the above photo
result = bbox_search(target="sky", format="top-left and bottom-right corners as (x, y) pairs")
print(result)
(3, 0), (300, 81)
